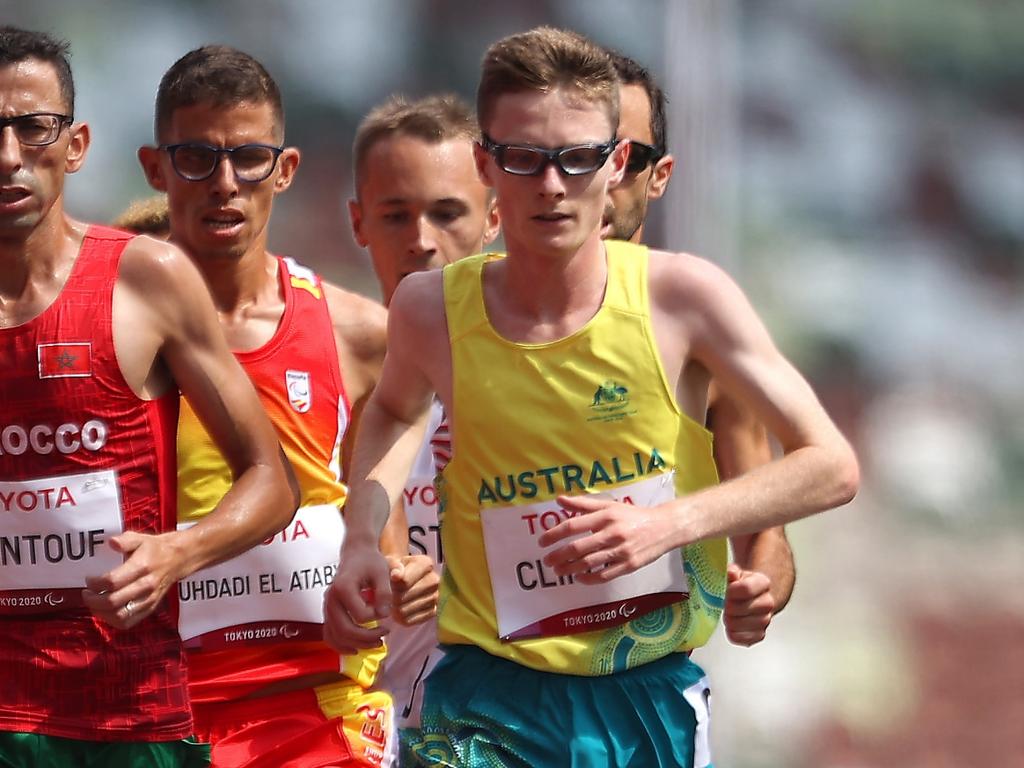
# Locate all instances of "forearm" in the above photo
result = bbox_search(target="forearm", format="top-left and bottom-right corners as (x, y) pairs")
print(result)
(674, 438), (858, 546)
(733, 529), (795, 613)
(379, 498), (410, 558)
(343, 397), (428, 548)
(168, 458), (298, 579)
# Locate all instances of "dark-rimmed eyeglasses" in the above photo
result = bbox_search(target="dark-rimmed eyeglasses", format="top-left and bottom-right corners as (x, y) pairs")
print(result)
(0, 113), (73, 147)
(159, 142), (285, 183)
(624, 141), (664, 175)
(480, 133), (617, 177)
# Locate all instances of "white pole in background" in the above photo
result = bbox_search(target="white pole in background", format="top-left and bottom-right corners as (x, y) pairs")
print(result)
(661, 0), (740, 275)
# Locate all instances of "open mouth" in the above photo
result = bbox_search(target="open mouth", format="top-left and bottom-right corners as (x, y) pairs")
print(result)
(0, 187), (31, 205)
(202, 210), (245, 232)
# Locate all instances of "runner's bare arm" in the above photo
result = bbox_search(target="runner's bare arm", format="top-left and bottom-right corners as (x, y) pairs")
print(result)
(83, 237), (299, 628)
(324, 283), (406, 551)
(323, 272), (441, 652)
(541, 251), (857, 582)
(709, 387), (796, 645)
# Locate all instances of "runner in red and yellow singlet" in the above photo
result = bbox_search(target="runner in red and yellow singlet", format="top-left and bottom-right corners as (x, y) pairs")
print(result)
(137, 45), (437, 768)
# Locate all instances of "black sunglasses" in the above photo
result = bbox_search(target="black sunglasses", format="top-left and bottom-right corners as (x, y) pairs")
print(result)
(159, 142), (285, 183)
(624, 141), (664, 175)
(480, 133), (617, 177)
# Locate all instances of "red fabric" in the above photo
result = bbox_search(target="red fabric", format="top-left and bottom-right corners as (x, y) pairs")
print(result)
(195, 689), (359, 768)
(0, 225), (189, 740)
(186, 256), (353, 705)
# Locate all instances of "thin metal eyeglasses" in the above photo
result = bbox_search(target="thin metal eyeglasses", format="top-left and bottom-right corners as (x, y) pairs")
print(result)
(0, 113), (73, 147)
(480, 133), (617, 176)
(159, 142), (285, 183)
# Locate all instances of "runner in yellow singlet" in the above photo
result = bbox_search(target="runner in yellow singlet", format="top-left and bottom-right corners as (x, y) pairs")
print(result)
(325, 27), (859, 768)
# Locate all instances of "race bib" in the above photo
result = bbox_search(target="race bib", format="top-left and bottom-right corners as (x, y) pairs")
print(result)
(177, 504), (343, 649)
(0, 470), (124, 614)
(404, 474), (442, 567)
(480, 472), (687, 640)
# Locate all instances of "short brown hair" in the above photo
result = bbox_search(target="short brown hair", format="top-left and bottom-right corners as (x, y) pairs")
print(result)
(477, 27), (618, 134)
(352, 93), (478, 193)
(112, 195), (170, 237)
(155, 45), (284, 142)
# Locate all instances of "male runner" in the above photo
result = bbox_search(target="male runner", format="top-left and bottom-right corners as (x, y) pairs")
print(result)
(138, 46), (432, 768)
(604, 50), (795, 646)
(348, 93), (499, 731)
(326, 27), (858, 766)
(0, 26), (296, 767)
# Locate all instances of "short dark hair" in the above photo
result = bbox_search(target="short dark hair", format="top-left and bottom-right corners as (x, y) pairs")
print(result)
(477, 27), (618, 135)
(155, 45), (284, 142)
(607, 49), (667, 153)
(353, 93), (478, 192)
(0, 26), (75, 114)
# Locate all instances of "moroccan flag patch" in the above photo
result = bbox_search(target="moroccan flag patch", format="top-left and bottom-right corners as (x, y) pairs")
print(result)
(38, 342), (92, 379)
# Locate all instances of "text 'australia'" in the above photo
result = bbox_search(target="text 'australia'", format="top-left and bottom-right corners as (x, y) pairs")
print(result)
(478, 448), (667, 504)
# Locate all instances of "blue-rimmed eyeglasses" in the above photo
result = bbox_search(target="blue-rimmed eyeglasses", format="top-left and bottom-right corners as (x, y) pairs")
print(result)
(480, 133), (617, 177)
(159, 142), (285, 183)
(0, 113), (73, 147)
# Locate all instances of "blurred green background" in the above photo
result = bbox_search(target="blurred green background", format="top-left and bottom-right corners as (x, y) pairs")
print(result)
(3, 1), (1020, 764)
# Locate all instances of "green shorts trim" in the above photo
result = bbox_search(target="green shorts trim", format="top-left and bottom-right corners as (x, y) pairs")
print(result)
(403, 645), (713, 768)
(0, 732), (210, 768)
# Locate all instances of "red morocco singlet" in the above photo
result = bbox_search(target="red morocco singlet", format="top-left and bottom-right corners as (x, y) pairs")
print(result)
(0, 226), (188, 740)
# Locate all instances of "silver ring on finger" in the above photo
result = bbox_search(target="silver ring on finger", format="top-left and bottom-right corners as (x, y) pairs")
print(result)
(124, 599), (135, 616)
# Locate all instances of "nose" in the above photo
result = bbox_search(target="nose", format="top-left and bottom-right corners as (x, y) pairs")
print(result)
(408, 214), (439, 256)
(0, 126), (24, 174)
(208, 152), (239, 198)
(536, 161), (566, 198)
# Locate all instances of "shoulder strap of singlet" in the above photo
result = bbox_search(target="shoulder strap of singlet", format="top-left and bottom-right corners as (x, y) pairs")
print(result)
(442, 252), (491, 343)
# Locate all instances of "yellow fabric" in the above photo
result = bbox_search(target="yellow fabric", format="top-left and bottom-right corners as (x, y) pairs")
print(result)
(176, 398), (346, 523)
(437, 240), (727, 676)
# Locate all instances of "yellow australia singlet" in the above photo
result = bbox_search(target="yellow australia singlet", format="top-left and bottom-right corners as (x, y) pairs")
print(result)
(437, 240), (727, 676)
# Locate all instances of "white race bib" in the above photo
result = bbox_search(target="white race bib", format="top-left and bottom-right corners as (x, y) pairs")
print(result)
(0, 470), (124, 614)
(404, 474), (442, 567)
(177, 504), (343, 649)
(480, 472), (688, 640)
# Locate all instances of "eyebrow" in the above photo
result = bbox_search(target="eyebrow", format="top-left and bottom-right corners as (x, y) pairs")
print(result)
(376, 196), (470, 208)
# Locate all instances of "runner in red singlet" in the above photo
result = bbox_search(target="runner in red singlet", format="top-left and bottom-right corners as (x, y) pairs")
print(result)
(0, 25), (297, 768)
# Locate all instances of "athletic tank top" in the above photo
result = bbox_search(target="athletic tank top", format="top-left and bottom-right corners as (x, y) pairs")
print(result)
(438, 241), (727, 676)
(0, 226), (189, 739)
(176, 256), (383, 703)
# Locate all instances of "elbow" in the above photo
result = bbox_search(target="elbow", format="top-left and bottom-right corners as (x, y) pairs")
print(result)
(830, 440), (860, 508)
(273, 449), (302, 528)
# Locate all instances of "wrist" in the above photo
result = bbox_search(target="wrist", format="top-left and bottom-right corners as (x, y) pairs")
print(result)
(661, 497), (696, 548)
(342, 525), (381, 551)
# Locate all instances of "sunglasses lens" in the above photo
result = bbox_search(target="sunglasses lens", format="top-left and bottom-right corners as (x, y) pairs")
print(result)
(559, 146), (607, 175)
(625, 143), (655, 174)
(499, 146), (546, 175)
